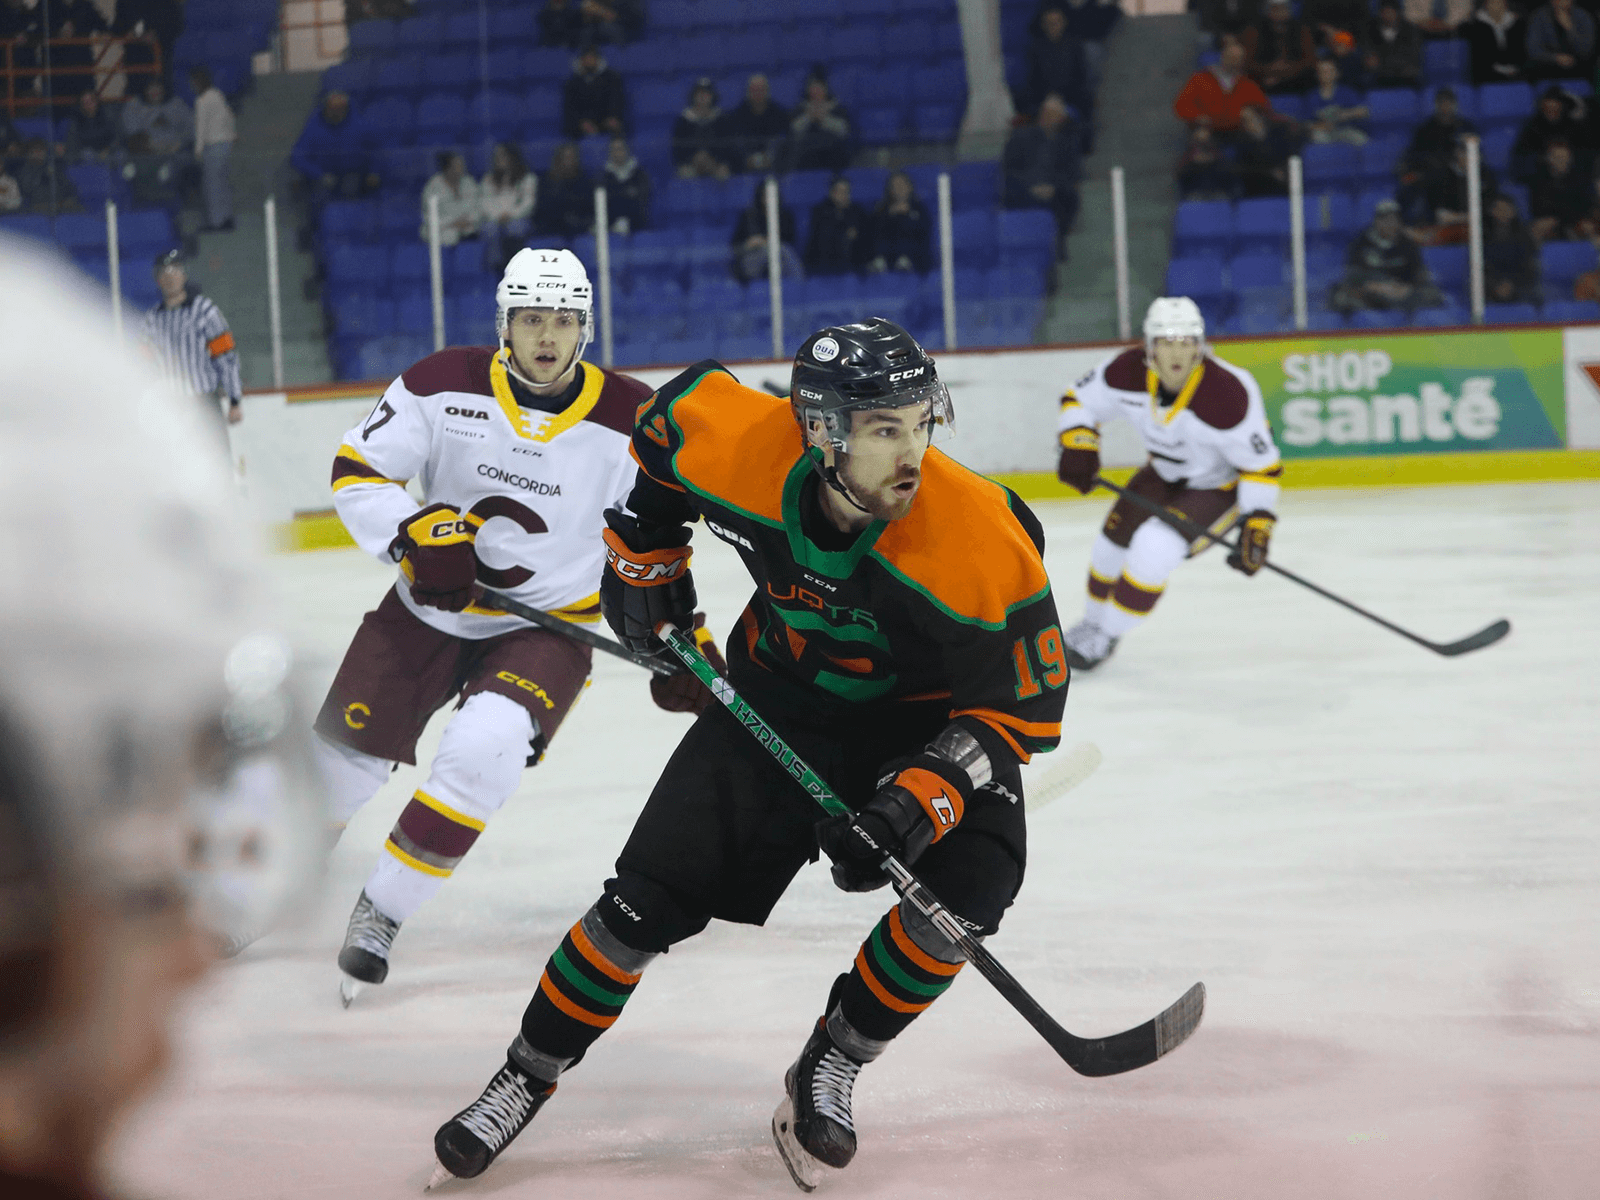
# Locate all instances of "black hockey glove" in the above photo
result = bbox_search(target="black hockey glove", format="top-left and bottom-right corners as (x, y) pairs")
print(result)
(599, 507), (696, 654)
(649, 612), (727, 715)
(1227, 509), (1275, 577)
(816, 754), (972, 892)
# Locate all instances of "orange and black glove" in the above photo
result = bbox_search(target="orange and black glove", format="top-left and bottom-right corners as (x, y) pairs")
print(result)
(649, 612), (726, 715)
(390, 503), (479, 611)
(599, 507), (696, 654)
(1056, 425), (1100, 495)
(1227, 510), (1275, 576)
(816, 754), (971, 892)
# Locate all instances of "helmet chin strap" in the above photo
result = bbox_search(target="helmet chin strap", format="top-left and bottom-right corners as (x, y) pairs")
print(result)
(809, 443), (871, 516)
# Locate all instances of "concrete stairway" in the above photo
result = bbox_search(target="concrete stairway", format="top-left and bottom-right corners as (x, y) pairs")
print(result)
(187, 71), (331, 388)
(1040, 13), (1199, 345)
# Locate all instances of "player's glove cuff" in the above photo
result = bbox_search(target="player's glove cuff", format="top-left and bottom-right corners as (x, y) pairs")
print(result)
(1227, 509), (1275, 576)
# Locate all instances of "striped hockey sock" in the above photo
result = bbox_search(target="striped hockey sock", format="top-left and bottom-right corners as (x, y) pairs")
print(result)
(518, 905), (658, 1068)
(835, 906), (965, 1044)
(363, 789), (485, 923)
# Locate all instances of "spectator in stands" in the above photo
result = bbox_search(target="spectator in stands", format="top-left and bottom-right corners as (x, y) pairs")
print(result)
(1245, 0), (1317, 93)
(191, 66), (236, 232)
(1019, 6), (1093, 120)
(46, 0), (107, 100)
(66, 91), (121, 162)
(0, 0), (43, 96)
(1174, 33), (1271, 136)
(1462, 0), (1526, 85)
(540, 0), (642, 47)
(1003, 92), (1081, 247)
(419, 151), (481, 247)
(16, 139), (82, 215)
(1511, 86), (1586, 182)
(672, 78), (732, 181)
(1301, 0), (1367, 51)
(0, 163), (20, 213)
(1402, 85), (1476, 179)
(538, 0), (586, 48)
(1037, 0), (1120, 89)
(480, 142), (537, 272)
(1365, 0), (1424, 87)
(723, 74), (790, 174)
(1421, 137), (1498, 236)
(122, 78), (192, 158)
(601, 135), (651, 233)
(866, 171), (932, 275)
(1232, 104), (1299, 196)
(1306, 56), (1368, 143)
(804, 176), (870, 277)
(1528, 139), (1593, 239)
(561, 44), (627, 140)
(788, 72), (855, 173)
(1333, 198), (1443, 313)
(730, 178), (801, 283)
(1483, 193), (1540, 302)
(292, 91), (379, 204)
(1525, 0), (1596, 80)
(1402, 0), (1471, 40)
(0, 114), (18, 164)
(113, 0), (183, 88)
(533, 141), (594, 239)
(1178, 124), (1234, 198)
(121, 131), (182, 208)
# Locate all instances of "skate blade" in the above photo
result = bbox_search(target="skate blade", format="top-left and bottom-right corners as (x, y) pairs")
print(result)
(771, 1097), (819, 1193)
(339, 974), (363, 1008)
(424, 1162), (456, 1191)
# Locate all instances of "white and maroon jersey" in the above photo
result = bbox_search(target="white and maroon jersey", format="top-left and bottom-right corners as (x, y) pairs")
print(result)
(331, 347), (651, 640)
(1058, 347), (1283, 515)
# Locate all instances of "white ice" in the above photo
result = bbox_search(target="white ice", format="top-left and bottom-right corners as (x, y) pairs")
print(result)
(111, 481), (1600, 1199)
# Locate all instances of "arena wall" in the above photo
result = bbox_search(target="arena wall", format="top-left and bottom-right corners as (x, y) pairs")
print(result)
(231, 328), (1600, 552)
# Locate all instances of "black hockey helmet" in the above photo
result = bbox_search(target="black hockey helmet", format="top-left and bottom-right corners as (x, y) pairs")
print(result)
(790, 317), (954, 453)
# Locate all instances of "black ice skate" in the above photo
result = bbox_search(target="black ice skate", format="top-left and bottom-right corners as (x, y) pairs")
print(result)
(428, 1063), (556, 1189)
(337, 890), (400, 1007)
(1062, 618), (1118, 671)
(771, 1017), (868, 1192)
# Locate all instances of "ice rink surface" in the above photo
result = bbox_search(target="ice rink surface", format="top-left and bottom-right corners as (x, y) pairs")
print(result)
(111, 481), (1599, 1200)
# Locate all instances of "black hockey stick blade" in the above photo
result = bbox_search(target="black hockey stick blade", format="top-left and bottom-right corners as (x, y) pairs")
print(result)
(1431, 617), (1511, 657)
(475, 587), (678, 676)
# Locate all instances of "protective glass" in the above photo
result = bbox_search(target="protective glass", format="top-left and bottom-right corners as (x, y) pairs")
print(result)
(815, 381), (956, 458)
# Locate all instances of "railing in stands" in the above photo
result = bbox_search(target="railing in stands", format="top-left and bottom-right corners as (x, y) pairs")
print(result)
(0, 35), (162, 119)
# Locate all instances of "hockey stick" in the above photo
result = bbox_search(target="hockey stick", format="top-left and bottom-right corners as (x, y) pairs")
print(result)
(658, 623), (1204, 1078)
(1025, 741), (1102, 813)
(1092, 476), (1510, 658)
(476, 588), (677, 676)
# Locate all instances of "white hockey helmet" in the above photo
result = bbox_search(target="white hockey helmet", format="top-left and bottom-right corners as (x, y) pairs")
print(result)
(495, 246), (594, 360)
(1142, 296), (1206, 353)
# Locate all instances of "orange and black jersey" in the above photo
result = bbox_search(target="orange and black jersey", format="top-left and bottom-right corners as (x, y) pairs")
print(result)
(627, 361), (1067, 766)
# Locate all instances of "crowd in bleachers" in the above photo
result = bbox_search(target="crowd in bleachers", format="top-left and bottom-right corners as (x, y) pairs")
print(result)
(307, 0), (1102, 378)
(1171, 0), (1600, 330)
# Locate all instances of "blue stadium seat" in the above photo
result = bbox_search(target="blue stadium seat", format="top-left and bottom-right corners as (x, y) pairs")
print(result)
(321, 59), (374, 96)
(395, 15), (448, 50)
(949, 162), (999, 208)
(442, 11), (482, 45)
(319, 199), (374, 242)
(362, 94), (415, 140)
(1305, 308), (1346, 330)
(1165, 254), (1225, 301)
(1543, 299), (1600, 322)
(1412, 304), (1469, 327)
(335, 295), (396, 338)
(885, 17), (936, 58)
(1305, 245), (1344, 288)
(856, 65), (911, 110)
(1230, 252), (1285, 289)
(1365, 88), (1421, 131)
(858, 104), (907, 145)
(346, 20), (399, 56)
(327, 244), (389, 287)
(414, 93), (468, 141)
(1540, 240), (1598, 286)
(1302, 143), (1360, 190)
(1173, 200), (1233, 256)
(1358, 135), (1405, 185)
(1350, 308), (1406, 328)
(390, 244), (432, 285)
(394, 291), (435, 335)
(429, 52), (481, 92)
(1424, 39), (1468, 85)
(997, 209), (1056, 258)
(1480, 127), (1517, 173)
(950, 210), (997, 267)
(1482, 301), (1539, 324)
(51, 212), (107, 251)
(912, 103), (961, 142)
(118, 208), (174, 249)
(67, 163), (119, 206)
(1422, 244), (1468, 288)
(486, 7), (536, 40)
(1478, 82), (1535, 123)
(1235, 197), (1292, 246)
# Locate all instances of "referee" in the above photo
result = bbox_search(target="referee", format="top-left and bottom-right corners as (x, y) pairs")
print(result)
(144, 249), (244, 426)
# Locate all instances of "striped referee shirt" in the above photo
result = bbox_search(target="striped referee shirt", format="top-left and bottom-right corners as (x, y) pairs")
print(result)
(143, 289), (243, 402)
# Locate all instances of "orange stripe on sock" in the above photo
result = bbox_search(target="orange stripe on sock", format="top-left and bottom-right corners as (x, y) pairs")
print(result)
(887, 906), (965, 978)
(854, 947), (934, 1015)
(538, 972), (618, 1029)
(568, 921), (641, 986)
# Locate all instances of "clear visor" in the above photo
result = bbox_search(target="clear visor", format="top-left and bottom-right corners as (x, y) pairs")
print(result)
(813, 381), (955, 459)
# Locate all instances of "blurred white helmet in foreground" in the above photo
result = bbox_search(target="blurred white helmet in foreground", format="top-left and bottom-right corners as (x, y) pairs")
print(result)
(1142, 296), (1206, 350)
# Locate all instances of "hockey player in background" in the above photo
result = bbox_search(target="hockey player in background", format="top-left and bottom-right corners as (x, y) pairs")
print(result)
(314, 247), (723, 1004)
(0, 241), (320, 1199)
(427, 319), (1069, 1191)
(1054, 296), (1283, 670)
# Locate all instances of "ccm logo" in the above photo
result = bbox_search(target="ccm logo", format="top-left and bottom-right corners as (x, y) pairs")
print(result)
(607, 548), (687, 583)
(888, 366), (926, 383)
(797, 387), (824, 401)
(446, 406), (488, 419)
(706, 519), (753, 552)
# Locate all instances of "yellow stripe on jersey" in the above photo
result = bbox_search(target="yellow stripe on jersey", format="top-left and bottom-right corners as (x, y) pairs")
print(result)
(1146, 362), (1205, 426)
(331, 444), (402, 492)
(465, 590), (603, 623)
(1238, 462), (1284, 485)
(489, 351), (605, 442)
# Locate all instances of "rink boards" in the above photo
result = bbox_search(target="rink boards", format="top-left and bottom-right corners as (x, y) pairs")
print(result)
(226, 326), (1600, 551)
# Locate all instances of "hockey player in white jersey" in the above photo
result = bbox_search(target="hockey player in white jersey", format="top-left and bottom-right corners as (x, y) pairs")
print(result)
(1054, 297), (1283, 669)
(313, 248), (723, 1003)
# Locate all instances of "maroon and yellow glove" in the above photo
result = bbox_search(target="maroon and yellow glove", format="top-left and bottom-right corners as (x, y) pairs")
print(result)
(816, 754), (971, 892)
(1227, 510), (1275, 576)
(649, 612), (727, 715)
(1056, 425), (1101, 495)
(390, 503), (479, 611)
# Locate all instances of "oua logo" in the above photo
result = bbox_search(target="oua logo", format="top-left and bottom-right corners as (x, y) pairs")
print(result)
(1277, 349), (1503, 447)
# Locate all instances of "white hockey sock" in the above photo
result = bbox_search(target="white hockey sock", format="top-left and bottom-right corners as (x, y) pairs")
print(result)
(363, 692), (535, 924)
(313, 735), (393, 827)
(1084, 534), (1127, 627)
(1096, 521), (1188, 639)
